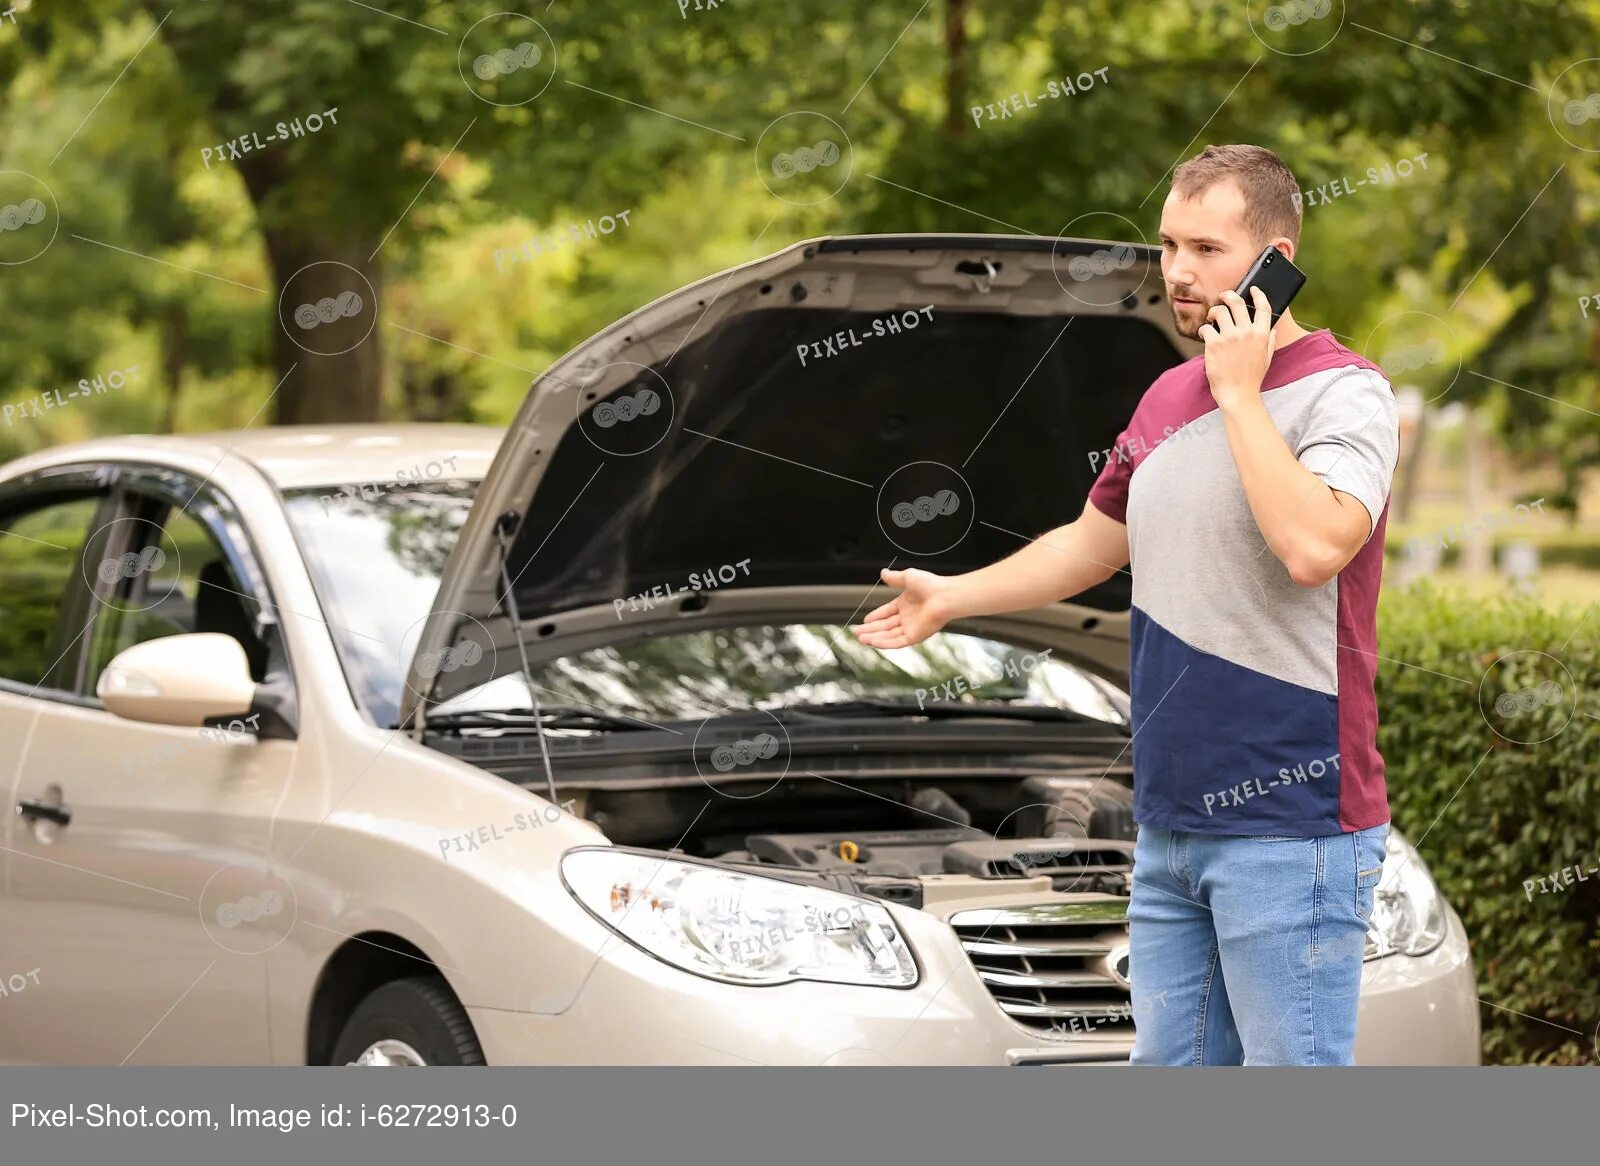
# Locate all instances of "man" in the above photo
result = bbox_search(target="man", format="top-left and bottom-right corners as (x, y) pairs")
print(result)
(851, 144), (1398, 1066)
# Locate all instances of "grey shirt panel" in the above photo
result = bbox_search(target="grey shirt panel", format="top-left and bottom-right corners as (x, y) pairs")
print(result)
(1127, 365), (1399, 698)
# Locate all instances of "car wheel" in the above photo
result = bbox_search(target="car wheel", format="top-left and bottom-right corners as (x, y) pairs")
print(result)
(330, 976), (486, 1066)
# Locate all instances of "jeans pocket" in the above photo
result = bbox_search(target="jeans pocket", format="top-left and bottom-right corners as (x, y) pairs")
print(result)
(1354, 824), (1389, 922)
(1248, 834), (1302, 843)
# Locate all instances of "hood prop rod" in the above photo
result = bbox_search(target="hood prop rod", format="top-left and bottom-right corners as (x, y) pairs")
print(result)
(494, 510), (561, 807)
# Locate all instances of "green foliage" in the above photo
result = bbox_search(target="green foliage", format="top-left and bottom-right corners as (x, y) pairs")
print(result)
(0, 496), (101, 686)
(4, 0), (1598, 458)
(1378, 582), (1600, 1064)
(0, 0), (1594, 1066)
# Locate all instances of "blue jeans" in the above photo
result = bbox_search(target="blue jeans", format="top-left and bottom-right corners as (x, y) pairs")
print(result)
(1126, 821), (1389, 1065)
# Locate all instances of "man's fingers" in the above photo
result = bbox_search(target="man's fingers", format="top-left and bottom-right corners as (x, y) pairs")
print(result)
(858, 566), (925, 650)
(854, 610), (902, 634)
(1249, 286), (1271, 327)
(856, 618), (902, 640)
(1220, 289), (1249, 329)
(858, 603), (901, 627)
(855, 628), (906, 648)
(855, 604), (914, 646)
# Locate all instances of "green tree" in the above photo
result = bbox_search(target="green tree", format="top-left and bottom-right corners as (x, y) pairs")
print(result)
(3, 0), (1596, 501)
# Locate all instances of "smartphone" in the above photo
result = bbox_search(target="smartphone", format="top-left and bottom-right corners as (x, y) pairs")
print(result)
(1233, 245), (1305, 325)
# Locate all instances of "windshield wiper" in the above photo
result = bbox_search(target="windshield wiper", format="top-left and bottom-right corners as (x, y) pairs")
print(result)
(419, 706), (663, 733)
(419, 700), (1112, 735)
(775, 698), (1101, 725)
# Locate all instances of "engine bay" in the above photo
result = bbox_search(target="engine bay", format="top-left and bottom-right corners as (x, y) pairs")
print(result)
(568, 771), (1139, 907)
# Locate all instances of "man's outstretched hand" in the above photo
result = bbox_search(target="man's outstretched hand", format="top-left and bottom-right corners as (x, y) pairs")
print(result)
(851, 566), (956, 649)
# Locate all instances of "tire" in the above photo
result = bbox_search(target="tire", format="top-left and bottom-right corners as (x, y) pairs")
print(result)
(330, 976), (485, 1066)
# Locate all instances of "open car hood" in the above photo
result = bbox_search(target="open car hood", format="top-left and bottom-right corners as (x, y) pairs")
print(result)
(399, 232), (1195, 726)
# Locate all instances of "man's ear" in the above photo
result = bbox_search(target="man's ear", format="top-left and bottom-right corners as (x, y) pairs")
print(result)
(1270, 237), (1297, 264)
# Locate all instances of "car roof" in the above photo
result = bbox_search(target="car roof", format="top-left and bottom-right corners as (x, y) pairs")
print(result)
(1, 423), (506, 491)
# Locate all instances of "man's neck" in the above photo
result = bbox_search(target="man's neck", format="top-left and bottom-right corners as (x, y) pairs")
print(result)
(1271, 309), (1313, 350)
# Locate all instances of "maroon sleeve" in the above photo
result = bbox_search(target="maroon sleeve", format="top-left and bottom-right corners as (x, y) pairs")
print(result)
(1086, 421), (1134, 524)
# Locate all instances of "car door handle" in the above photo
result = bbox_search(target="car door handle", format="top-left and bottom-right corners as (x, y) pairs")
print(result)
(16, 797), (72, 827)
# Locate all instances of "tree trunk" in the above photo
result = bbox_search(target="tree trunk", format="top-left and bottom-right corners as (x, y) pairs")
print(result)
(943, 0), (970, 138)
(402, 367), (462, 422)
(260, 228), (386, 424)
(159, 305), (187, 433)
(154, 18), (388, 426)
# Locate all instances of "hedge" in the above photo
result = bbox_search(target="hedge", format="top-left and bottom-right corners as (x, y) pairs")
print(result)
(1376, 581), (1599, 1065)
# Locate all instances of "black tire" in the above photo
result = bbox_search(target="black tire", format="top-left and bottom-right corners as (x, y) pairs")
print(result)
(330, 976), (485, 1066)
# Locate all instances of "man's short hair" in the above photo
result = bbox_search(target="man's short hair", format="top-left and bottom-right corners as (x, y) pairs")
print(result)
(1170, 144), (1301, 249)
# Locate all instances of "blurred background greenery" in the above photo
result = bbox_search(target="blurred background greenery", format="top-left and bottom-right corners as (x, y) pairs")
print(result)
(2, 0), (1596, 604)
(2, 0), (1597, 1062)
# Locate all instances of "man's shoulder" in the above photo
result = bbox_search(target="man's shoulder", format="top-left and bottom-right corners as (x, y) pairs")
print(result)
(1274, 331), (1392, 392)
(1318, 333), (1391, 384)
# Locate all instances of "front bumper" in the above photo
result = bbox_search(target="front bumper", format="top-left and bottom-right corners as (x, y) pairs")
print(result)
(466, 897), (1480, 1065)
(1353, 902), (1480, 1064)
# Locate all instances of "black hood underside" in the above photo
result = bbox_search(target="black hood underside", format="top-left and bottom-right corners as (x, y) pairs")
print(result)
(498, 306), (1177, 621)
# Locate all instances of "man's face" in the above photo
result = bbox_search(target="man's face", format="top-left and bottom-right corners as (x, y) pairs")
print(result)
(1158, 178), (1271, 341)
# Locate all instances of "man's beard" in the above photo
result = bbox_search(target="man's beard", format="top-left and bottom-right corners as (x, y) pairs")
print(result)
(1168, 287), (1214, 340)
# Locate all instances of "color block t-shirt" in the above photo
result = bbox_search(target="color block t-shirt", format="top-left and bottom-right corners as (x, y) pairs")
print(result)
(1087, 329), (1399, 837)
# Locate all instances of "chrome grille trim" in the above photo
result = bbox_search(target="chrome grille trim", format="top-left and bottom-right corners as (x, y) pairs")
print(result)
(1001, 1000), (1133, 1021)
(950, 900), (1132, 1037)
(976, 967), (1115, 990)
(950, 901), (1129, 928)
(962, 937), (1113, 958)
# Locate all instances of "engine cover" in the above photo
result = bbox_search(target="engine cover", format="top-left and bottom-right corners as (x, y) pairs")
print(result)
(743, 828), (972, 877)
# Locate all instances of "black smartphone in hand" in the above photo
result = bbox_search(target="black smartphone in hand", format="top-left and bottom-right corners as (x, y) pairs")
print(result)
(1233, 245), (1305, 325)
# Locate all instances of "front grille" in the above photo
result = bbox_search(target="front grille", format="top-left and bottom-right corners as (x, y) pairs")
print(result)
(948, 901), (1133, 1039)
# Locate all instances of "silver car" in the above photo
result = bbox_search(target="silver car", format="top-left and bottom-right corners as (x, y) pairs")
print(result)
(0, 233), (1479, 1064)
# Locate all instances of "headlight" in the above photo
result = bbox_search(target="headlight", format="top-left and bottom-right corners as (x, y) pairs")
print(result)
(1365, 828), (1448, 960)
(560, 849), (919, 988)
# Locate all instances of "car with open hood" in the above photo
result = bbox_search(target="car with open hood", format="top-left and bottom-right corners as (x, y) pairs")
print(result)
(0, 233), (1479, 1064)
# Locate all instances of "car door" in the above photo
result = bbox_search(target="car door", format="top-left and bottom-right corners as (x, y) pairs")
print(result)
(0, 468), (114, 1064)
(2, 463), (299, 1065)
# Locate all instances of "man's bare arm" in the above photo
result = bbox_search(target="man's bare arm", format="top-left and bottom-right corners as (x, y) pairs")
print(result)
(1217, 397), (1371, 586)
(937, 499), (1128, 621)
(853, 500), (1128, 649)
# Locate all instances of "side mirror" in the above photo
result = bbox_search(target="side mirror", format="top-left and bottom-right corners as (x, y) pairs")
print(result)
(96, 633), (257, 727)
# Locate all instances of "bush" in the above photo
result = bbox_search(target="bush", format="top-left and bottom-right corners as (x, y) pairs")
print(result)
(1376, 581), (1600, 1064)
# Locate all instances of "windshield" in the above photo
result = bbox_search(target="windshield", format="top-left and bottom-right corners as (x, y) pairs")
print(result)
(283, 480), (475, 728)
(515, 625), (1129, 729)
(283, 482), (1130, 731)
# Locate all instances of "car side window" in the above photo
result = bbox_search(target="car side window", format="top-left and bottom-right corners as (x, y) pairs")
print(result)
(0, 494), (103, 687)
(82, 501), (273, 695)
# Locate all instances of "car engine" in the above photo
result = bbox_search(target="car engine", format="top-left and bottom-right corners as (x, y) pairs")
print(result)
(577, 772), (1138, 908)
